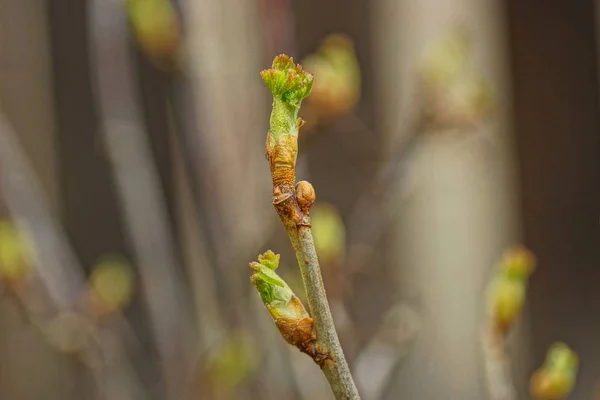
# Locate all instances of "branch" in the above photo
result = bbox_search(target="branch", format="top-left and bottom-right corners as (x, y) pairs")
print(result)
(256, 54), (360, 399)
(481, 324), (517, 400)
(483, 246), (536, 400)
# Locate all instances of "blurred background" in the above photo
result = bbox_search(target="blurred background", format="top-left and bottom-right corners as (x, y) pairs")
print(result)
(0, 0), (599, 399)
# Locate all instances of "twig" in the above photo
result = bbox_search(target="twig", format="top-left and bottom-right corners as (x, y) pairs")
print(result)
(259, 55), (360, 399)
(482, 246), (536, 400)
(482, 325), (517, 400)
(295, 226), (359, 398)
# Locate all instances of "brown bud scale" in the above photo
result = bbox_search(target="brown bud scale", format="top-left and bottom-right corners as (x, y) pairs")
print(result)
(275, 317), (331, 367)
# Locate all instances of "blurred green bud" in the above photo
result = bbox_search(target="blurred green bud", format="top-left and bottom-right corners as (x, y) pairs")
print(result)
(89, 255), (135, 316)
(301, 33), (361, 122)
(500, 245), (536, 278)
(487, 245), (536, 333)
(487, 279), (525, 333)
(530, 342), (578, 400)
(445, 77), (494, 123)
(206, 331), (259, 391)
(311, 203), (346, 266)
(127, 0), (181, 70)
(420, 26), (470, 88)
(0, 219), (34, 285)
(261, 55), (313, 142)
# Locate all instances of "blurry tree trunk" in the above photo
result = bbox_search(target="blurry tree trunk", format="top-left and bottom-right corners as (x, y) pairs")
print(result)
(510, 0), (600, 398)
(373, 1), (525, 398)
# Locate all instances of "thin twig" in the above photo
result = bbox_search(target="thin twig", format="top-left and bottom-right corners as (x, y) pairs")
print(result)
(482, 325), (516, 400)
(295, 226), (359, 399)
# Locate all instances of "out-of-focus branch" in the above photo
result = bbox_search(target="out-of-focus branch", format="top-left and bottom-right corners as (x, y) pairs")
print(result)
(353, 302), (421, 400)
(0, 113), (147, 400)
(88, 2), (193, 398)
(483, 246), (536, 400)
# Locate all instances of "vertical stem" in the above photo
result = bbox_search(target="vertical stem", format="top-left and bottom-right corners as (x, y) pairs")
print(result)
(294, 225), (360, 399)
(482, 326), (516, 400)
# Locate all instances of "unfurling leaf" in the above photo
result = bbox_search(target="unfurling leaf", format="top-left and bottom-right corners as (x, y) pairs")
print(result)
(249, 251), (329, 365)
(261, 54), (313, 142)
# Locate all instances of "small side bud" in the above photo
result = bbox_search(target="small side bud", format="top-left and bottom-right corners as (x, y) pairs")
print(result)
(530, 342), (578, 400)
(296, 180), (316, 214)
(126, 0), (182, 71)
(249, 251), (329, 365)
(501, 245), (536, 277)
(0, 219), (34, 289)
(420, 26), (470, 88)
(486, 245), (536, 334)
(88, 255), (135, 318)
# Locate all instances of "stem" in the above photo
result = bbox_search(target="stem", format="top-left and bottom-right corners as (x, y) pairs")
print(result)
(294, 225), (360, 399)
(260, 54), (360, 399)
(482, 325), (516, 400)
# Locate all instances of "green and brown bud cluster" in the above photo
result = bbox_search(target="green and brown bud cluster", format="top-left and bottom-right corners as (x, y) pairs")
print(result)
(260, 55), (313, 143)
(249, 251), (329, 366)
(261, 55), (312, 189)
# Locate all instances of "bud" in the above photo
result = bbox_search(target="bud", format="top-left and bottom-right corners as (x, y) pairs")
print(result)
(206, 331), (259, 391)
(487, 279), (525, 334)
(127, 0), (181, 71)
(260, 55), (313, 144)
(486, 245), (536, 334)
(420, 26), (470, 88)
(249, 250), (329, 364)
(296, 180), (316, 213)
(301, 33), (361, 122)
(530, 342), (578, 400)
(501, 245), (536, 278)
(250, 251), (308, 321)
(0, 219), (33, 287)
(311, 202), (346, 266)
(88, 256), (135, 317)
